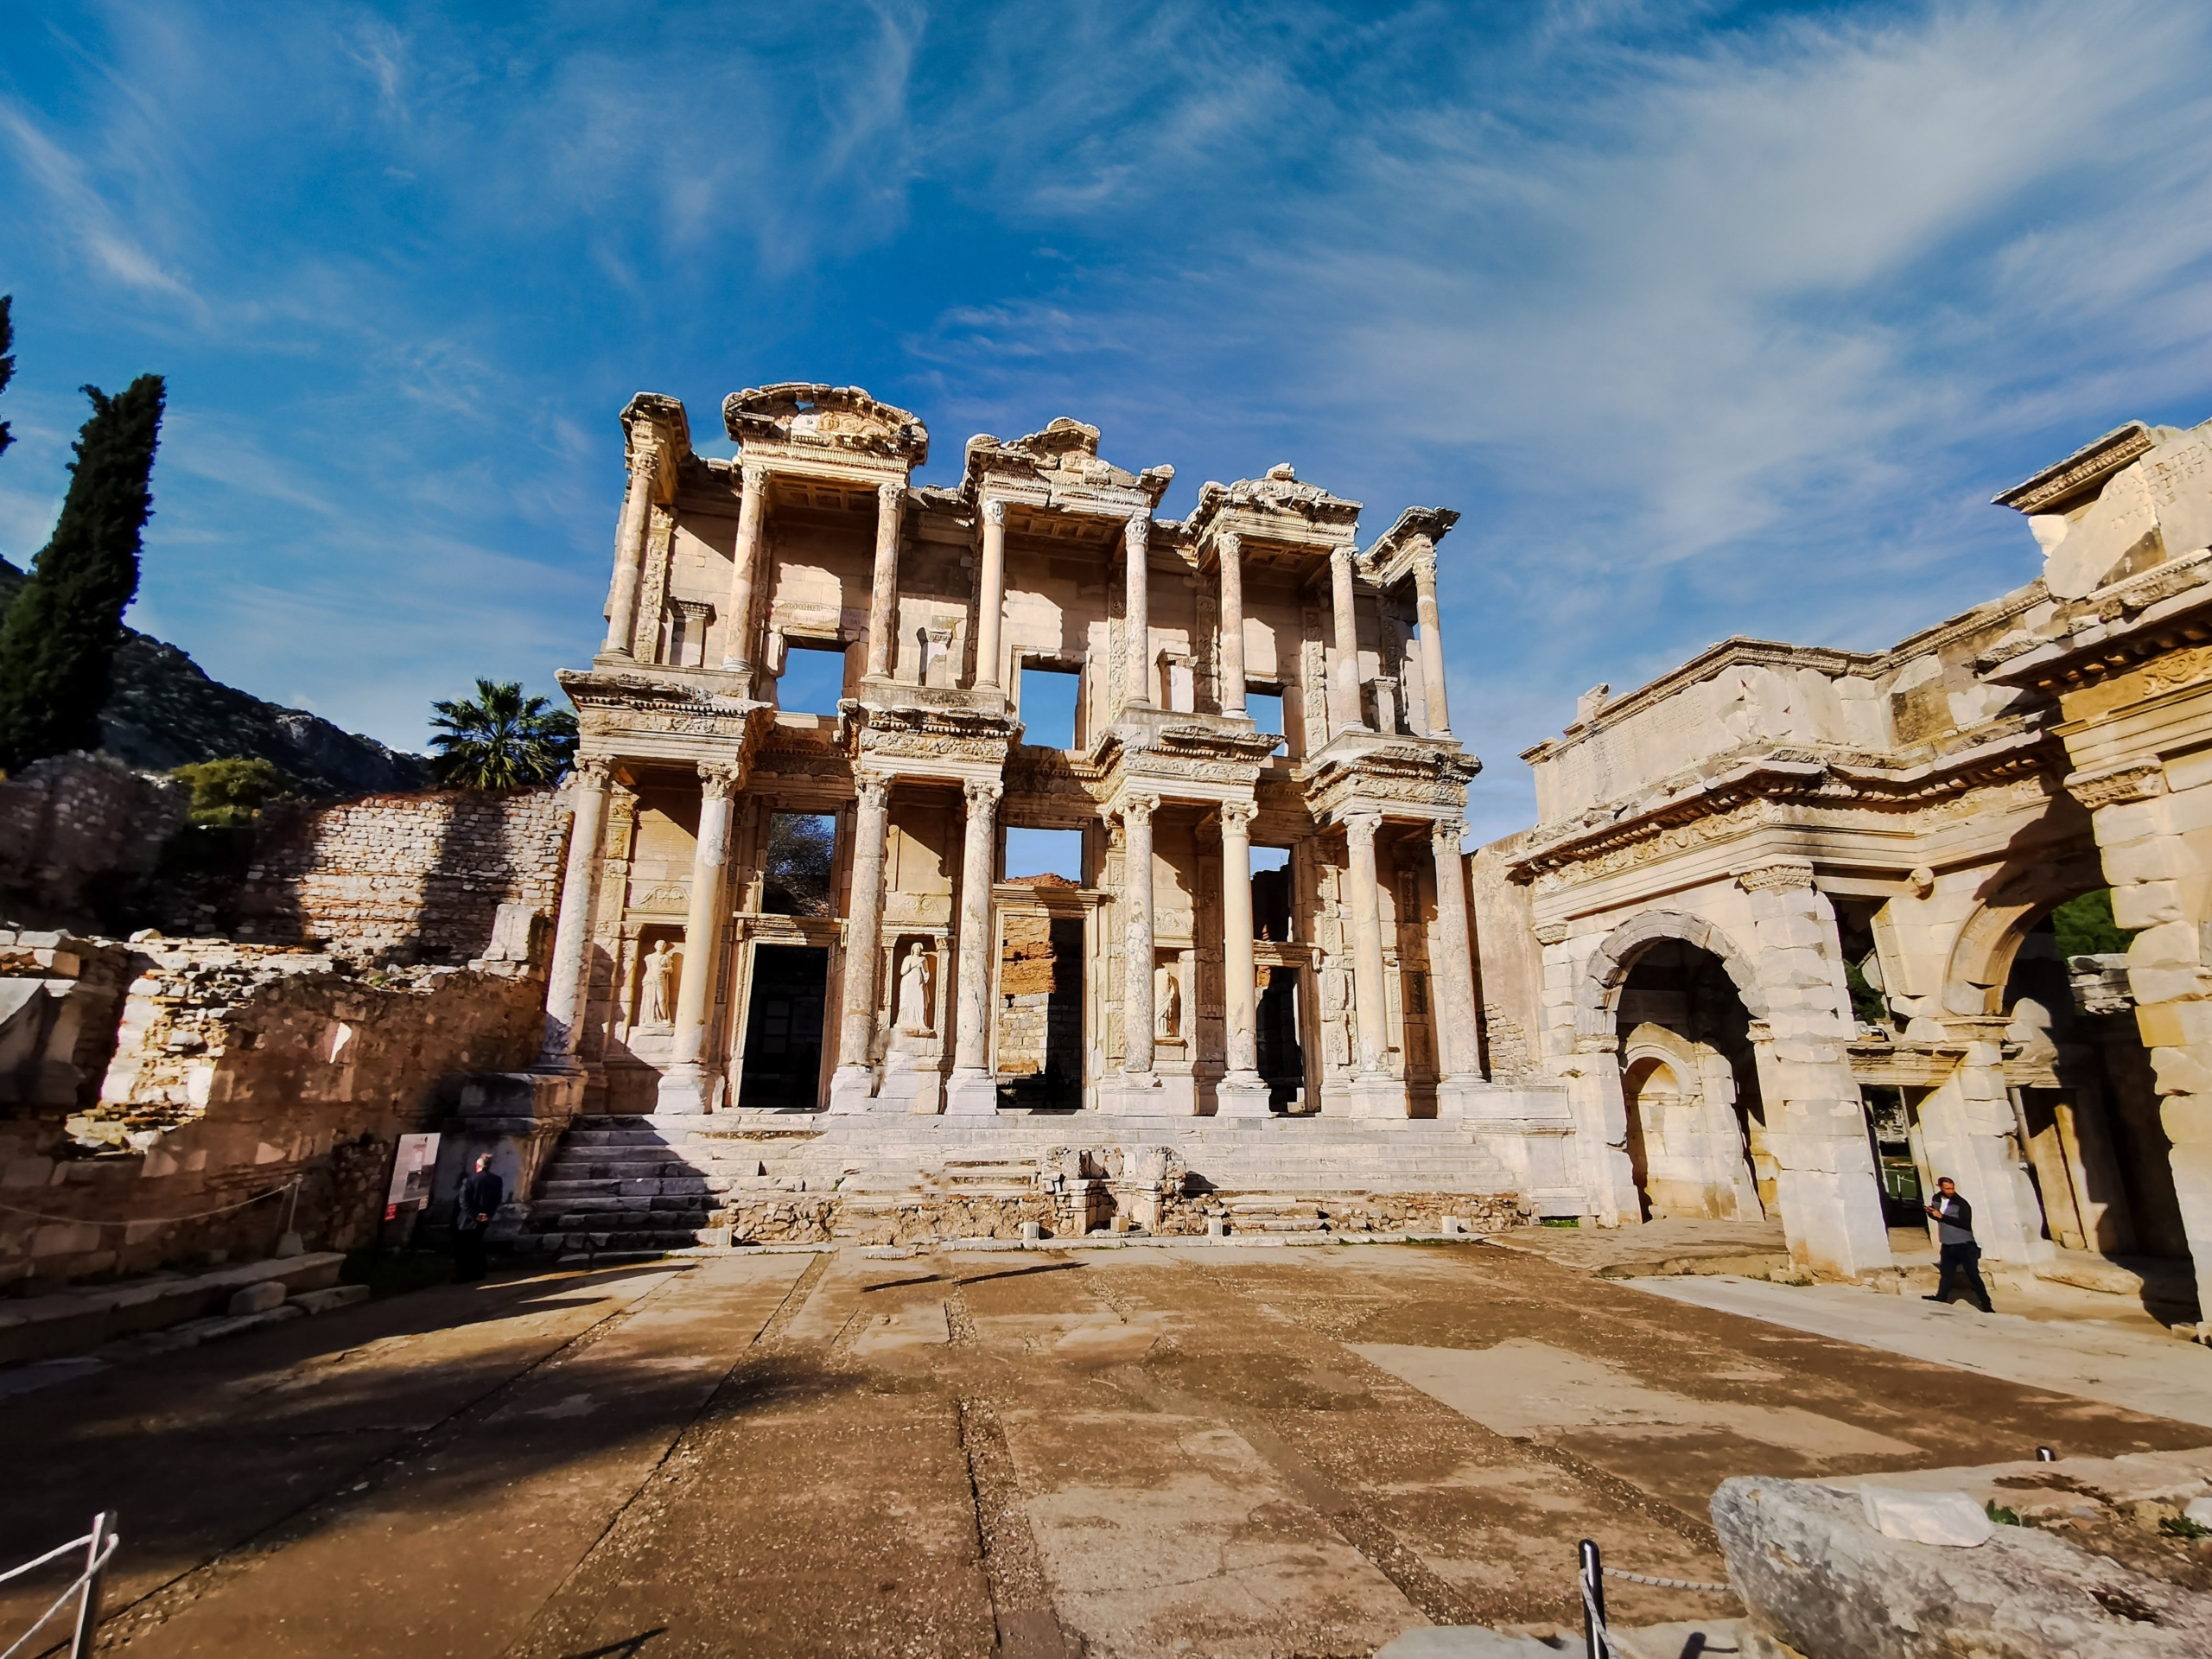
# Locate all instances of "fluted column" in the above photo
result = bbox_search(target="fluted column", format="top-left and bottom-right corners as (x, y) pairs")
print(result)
(1412, 551), (1451, 737)
(976, 499), (1007, 690)
(1344, 812), (1389, 1077)
(1122, 512), (1152, 712)
(1330, 544), (1364, 734)
(721, 462), (768, 684)
(1218, 531), (1247, 717)
(601, 451), (656, 658)
(1428, 817), (1480, 1093)
(1120, 791), (1160, 1080)
(1217, 801), (1268, 1115)
(865, 482), (904, 680)
(538, 760), (612, 1067)
(947, 778), (1003, 1115)
(830, 773), (893, 1111)
(658, 762), (741, 1114)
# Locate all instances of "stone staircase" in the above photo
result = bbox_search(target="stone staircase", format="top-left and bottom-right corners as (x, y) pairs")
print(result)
(513, 1116), (822, 1259)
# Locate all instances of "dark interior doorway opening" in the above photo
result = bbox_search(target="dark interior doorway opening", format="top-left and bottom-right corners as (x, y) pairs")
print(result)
(1258, 964), (1306, 1111)
(738, 944), (827, 1109)
(999, 917), (1085, 1110)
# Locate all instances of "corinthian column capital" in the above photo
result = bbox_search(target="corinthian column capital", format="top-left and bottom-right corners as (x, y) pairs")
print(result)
(855, 772), (891, 811)
(1431, 817), (1465, 848)
(573, 758), (613, 790)
(879, 481), (906, 512)
(741, 461), (770, 492)
(1120, 790), (1160, 825)
(1219, 800), (1257, 832)
(982, 498), (1007, 526)
(698, 761), (743, 799)
(1124, 512), (1150, 553)
(1344, 810), (1381, 849)
(964, 777), (1003, 809)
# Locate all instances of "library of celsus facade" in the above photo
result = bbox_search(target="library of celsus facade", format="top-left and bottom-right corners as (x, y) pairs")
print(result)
(533, 384), (1573, 1221)
(524, 382), (2208, 1313)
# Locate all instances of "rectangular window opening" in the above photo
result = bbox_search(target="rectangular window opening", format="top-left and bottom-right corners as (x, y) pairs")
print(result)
(1004, 826), (1084, 884)
(1252, 845), (1293, 942)
(1246, 688), (1287, 755)
(763, 812), (836, 915)
(778, 640), (849, 715)
(1020, 664), (1082, 751)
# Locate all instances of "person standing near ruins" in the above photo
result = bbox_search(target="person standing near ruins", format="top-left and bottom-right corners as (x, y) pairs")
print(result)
(1923, 1177), (1993, 1312)
(454, 1154), (504, 1283)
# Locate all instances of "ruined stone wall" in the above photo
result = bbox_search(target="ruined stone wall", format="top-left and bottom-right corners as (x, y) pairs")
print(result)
(0, 753), (189, 926)
(1, 942), (543, 1287)
(231, 788), (569, 963)
(1469, 835), (1544, 1083)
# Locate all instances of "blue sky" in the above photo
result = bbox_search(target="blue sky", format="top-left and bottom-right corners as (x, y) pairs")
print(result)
(4, 1), (2212, 841)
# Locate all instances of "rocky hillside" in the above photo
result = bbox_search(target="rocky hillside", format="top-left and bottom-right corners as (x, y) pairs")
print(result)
(0, 556), (428, 796)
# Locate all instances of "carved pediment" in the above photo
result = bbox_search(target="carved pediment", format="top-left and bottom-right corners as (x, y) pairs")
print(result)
(722, 383), (928, 464)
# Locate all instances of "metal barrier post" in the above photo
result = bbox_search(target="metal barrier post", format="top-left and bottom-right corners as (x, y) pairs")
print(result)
(68, 1513), (112, 1659)
(1578, 1537), (1607, 1659)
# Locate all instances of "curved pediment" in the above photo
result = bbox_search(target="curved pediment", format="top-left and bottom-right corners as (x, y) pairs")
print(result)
(722, 383), (929, 465)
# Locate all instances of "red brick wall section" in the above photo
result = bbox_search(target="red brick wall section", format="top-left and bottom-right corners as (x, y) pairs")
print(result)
(231, 788), (569, 963)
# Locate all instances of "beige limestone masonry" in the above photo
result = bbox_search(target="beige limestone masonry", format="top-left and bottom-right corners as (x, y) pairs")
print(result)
(1485, 414), (2212, 1301)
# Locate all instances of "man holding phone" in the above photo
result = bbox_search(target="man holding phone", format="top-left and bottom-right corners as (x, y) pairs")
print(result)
(1923, 1177), (1994, 1312)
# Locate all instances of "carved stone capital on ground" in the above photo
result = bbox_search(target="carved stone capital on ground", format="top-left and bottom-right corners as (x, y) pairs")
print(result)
(1736, 861), (1817, 893)
(697, 761), (743, 799)
(2066, 760), (2168, 810)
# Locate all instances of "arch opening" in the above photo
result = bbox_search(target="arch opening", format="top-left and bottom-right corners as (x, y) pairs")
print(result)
(1611, 939), (1767, 1223)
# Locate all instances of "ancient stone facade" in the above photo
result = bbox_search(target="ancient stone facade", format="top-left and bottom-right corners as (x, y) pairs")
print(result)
(1488, 415), (2212, 1303)
(536, 384), (1562, 1215)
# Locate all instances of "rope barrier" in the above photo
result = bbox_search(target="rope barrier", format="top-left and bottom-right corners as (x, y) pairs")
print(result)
(0, 1178), (299, 1230)
(0, 1516), (118, 1659)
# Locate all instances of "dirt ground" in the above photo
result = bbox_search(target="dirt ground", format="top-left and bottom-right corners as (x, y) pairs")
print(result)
(3, 1235), (2205, 1658)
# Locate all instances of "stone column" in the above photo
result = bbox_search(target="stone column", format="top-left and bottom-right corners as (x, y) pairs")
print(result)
(1330, 544), (1364, 734)
(1217, 801), (1268, 1115)
(658, 763), (741, 1115)
(538, 760), (613, 1067)
(1427, 817), (1484, 1114)
(1109, 791), (1161, 1105)
(1344, 813), (1389, 1075)
(1123, 512), (1152, 712)
(976, 499), (1007, 690)
(721, 462), (768, 684)
(830, 773), (893, 1112)
(1412, 550), (1452, 738)
(601, 451), (655, 658)
(947, 778), (1003, 1115)
(865, 482), (904, 680)
(1218, 531), (1247, 717)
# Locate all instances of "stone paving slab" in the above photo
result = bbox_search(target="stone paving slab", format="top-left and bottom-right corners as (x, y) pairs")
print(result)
(1628, 1273), (2212, 1428)
(5, 1240), (2207, 1656)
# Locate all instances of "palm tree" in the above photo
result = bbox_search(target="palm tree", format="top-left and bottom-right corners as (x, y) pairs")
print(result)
(428, 679), (577, 787)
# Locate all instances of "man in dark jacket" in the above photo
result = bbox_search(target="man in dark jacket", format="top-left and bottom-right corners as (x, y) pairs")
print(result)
(1923, 1177), (1993, 1312)
(454, 1154), (504, 1283)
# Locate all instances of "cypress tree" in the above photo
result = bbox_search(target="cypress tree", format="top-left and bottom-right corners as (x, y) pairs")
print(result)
(0, 374), (165, 772)
(0, 295), (14, 460)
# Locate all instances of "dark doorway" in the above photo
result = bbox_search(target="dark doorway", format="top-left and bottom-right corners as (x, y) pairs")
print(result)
(1860, 1084), (1926, 1227)
(738, 944), (827, 1109)
(1257, 965), (1306, 1110)
(1000, 918), (1084, 1109)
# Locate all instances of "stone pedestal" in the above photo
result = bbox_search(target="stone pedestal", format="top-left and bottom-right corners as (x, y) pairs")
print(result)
(1216, 1076), (1273, 1116)
(828, 1066), (876, 1114)
(1097, 1071), (1165, 1115)
(1345, 1075), (1412, 1120)
(945, 1070), (999, 1115)
(874, 1050), (944, 1114)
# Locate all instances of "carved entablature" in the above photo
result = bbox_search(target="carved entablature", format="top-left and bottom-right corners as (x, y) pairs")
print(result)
(621, 392), (692, 503)
(1303, 738), (1481, 825)
(960, 418), (1174, 525)
(1184, 464), (1363, 576)
(1993, 421), (2158, 517)
(848, 701), (1014, 778)
(561, 668), (764, 771)
(721, 383), (928, 468)
(1359, 505), (1461, 588)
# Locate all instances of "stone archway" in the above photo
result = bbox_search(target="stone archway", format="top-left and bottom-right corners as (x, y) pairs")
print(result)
(1572, 908), (1767, 1043)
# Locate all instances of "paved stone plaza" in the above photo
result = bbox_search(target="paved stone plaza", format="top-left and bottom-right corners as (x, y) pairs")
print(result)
(5, 1235), (2206, 1658)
